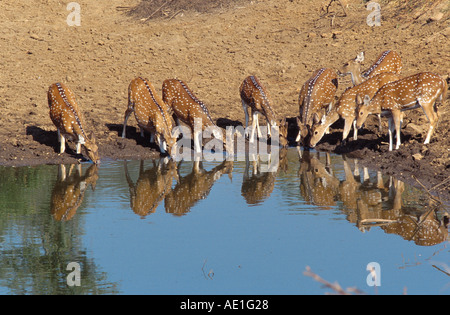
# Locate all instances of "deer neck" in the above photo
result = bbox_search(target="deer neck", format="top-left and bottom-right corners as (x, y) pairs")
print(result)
(350, 71), (364, 86)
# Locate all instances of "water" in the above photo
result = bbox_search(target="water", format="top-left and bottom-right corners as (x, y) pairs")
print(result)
(0, 148), (448, 295)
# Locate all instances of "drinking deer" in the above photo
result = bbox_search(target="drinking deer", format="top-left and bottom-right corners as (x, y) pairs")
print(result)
(338, 50), (402, 86)
(239, 75), (288, 147)
(51, 164), (99, 221)
(241, 147), (288, 205)
(124, 159), (177, 217)
(295, 68), (338, 145)
(122, 77), (177, 156)
(165, 160), (233, 215)
(309, 72), (402, 147)
(356, 72), (448, 151)
(381, 209), (449, 246)
(162, 78), (229, 154)
(48, 83), (99, 164)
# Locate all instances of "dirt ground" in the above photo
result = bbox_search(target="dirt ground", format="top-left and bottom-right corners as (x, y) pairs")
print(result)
(0, 0), (449, 202)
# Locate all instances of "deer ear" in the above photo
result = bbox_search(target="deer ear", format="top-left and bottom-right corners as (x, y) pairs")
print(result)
(355, 94), (363, 105)
(363, 95), (371, 105)
(313, 113), (320, 124)
(89, 132), (96, 143)
(356, 51), (364, 63)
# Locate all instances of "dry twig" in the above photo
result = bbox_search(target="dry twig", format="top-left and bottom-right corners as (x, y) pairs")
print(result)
(303, 266), (365, 295)
(143, 1), (170, 22)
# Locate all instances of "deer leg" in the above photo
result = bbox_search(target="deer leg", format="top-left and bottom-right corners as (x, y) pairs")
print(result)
(387, 115), (394, 151)
(122, 107), (134, 138)
(194, 129), (202, 154)
(420, 100), (438, 145)
(267, 120), (272, 138)
(155, 134), (167, 154)
(249, 112), (258, 143)
(254, 112), (262, 139)
(342, 118), (354, 141)
(58, 129), (66, 154)
(76, 134), (85, 154)
(392, 111), (402, 150)
(377, 114), (382, 132)
(352, 120), (358, 141)
(242, 100), (249, 130)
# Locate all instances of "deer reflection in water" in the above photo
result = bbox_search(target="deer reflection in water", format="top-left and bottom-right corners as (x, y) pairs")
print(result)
(165, 159), (233, 216)
(124, 159), (178, 217)
(241, 148), (288, 206)
(124, 158), (233, 217)
(298, 151), (340, 209)
(51, 163), (99, 221)
(297, 150), (449, 246)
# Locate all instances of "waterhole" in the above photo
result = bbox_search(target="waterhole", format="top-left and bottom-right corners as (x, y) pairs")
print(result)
(0, 148), (448, 294)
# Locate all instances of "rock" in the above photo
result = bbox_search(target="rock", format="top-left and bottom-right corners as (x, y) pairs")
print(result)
(412, 153), (423, 161)
(429, 12), (444, 22)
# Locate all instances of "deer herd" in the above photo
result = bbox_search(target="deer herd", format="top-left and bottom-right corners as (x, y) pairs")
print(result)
(47, 50), (448, 164)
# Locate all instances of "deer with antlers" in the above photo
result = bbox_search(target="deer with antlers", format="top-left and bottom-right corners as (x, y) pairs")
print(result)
(239, 75), (288, 147)
(48, 82), (99, 164)
(356, 72), (448, 151)
(295, 68), (338, 146)
(122, 77), (177, 156)
(309, 72), (402, 148)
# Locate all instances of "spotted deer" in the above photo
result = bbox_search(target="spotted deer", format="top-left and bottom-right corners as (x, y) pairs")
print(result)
(48, 83), (99, 164)
(51, 164), (99, 221)
(356, 72), (448, 151)
(241, 148), (288, 205)
(338, 50), (403, 86)
(309, 72), (402, 147)
(239, 76), (288, 146)
(381, 209), (449, 246)
(122, 77), (177, 156)
(162, 78), (230, 153)
(295, 68), (338, 145)
(165, 160), (233, 215)
(124, 159), (177, 217)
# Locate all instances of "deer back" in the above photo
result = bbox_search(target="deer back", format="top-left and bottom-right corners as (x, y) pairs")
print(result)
(299, 68), (338, 126)
(338, 72), (402, 119)
(362, 50), (402, 79)
(162, 78), (215, 129)
(369, 72), (446, 112)
(129, 77), (174, 138)
(48, 82), (87, 142)
(240, 75), (277, 126)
